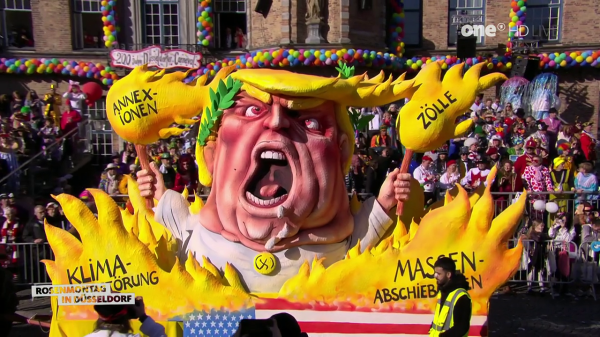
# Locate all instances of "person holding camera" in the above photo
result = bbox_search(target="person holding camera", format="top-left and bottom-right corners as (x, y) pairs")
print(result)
(85, 296), (166, 337)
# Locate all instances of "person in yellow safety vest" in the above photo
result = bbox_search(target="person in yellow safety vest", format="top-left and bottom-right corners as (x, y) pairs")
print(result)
(430, 257), (472, 337)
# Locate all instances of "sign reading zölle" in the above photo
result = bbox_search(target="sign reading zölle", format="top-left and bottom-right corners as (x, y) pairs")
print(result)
(110, 46), (202, 70)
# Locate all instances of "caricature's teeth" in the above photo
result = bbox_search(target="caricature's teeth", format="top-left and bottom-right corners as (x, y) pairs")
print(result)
(260, 150), (286, 161)
(246, 192), (288, 207)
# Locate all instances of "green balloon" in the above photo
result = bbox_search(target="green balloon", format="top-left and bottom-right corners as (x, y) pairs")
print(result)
(517, 0), (524, 6)
(202, 39), (209, 46)
(521, 7), (527, 12)
(512, 16), (519, 22)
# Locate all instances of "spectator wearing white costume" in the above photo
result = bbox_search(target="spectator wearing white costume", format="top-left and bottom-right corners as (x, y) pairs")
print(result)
(62, 80), (87, 114)
(461, 155), (491, 190)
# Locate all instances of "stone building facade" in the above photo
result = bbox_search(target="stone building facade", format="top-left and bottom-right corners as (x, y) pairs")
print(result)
(0, 0), (598, 151)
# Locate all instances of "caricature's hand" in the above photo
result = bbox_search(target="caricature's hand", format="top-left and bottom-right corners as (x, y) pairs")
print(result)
(137, 162), (166, 201)
(377, 168), (412, 213)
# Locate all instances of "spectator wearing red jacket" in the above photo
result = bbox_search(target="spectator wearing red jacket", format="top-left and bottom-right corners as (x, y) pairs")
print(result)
(60, 99), (82, 133)
(579, 121), (597, 162)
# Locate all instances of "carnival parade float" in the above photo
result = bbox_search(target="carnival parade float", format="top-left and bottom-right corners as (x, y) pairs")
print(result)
(42, 61), (526, 337)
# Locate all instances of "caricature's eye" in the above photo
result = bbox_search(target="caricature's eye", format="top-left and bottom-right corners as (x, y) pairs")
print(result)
(245, 106), (261, 117)
(305, 118), (320, 130)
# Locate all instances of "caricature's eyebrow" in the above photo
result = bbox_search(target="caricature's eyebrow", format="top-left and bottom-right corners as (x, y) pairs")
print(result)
(239, 88), (325, 110)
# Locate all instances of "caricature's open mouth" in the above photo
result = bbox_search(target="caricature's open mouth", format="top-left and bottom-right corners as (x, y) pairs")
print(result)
(245, 150), (293, 207)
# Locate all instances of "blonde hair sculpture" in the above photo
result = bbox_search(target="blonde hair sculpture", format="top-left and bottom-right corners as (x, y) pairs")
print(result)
(106, 63), (505, 187)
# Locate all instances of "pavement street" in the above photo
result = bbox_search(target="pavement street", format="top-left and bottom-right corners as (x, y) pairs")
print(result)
(9, 290), (600, 336)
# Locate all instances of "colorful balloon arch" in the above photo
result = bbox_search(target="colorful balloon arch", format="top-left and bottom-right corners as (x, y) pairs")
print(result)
(0, 1), (597, 88)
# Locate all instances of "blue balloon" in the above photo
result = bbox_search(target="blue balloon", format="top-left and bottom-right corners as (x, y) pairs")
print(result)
(282, 50), (289, 57)
(348, 49), (354, 55)
(108, 1), (115, 6)
(331, 54), (338, 61)
(292, 59), (301, 66)
(205, 7), (212, 13)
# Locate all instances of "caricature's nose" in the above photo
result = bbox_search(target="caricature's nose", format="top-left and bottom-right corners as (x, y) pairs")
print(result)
(263, 104), (290, 130)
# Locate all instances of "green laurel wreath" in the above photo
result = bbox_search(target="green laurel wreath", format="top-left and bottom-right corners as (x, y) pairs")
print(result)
(197, 76), (243, 146)
(335, 60), (355, 79)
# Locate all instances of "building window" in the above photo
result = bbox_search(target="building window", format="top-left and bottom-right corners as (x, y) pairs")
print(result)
(526, 0), (561, 42)
(87, 98), (116, 166)
(214, 0), (247, 50)
(403, 0), (422, 47)
(72, 0), (104, 49)
(143, 0), (179, 46)
(448, 0), (485, 46)
(1, 0), (34, 48)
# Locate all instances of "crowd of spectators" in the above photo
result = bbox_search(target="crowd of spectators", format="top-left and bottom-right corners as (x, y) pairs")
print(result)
(0, 83), (87, 193)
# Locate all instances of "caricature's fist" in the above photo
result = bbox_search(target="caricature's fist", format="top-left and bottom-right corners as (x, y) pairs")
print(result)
(377, 169), (413, 212)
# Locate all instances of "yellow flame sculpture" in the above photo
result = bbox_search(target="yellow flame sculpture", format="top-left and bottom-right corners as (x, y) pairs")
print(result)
(44, 165), (525, 336)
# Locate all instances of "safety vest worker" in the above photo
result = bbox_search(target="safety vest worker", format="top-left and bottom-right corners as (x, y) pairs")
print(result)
(429, 257), (472, 337)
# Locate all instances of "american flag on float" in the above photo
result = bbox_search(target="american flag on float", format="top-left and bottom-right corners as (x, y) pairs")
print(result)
(182, 299), (488, 337)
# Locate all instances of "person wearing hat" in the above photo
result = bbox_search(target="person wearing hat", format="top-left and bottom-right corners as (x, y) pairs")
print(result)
(432, 144), (449, 176)
(555, 142), (573, 171)
(507, 135), (525, 157)
(522, 155), (554, 211)
(525, 122), (550, 153)
(43, 83), (62, 126)
(110, 152), (129, 175)
(514, 138), (538, 176)
(413, 155), (437, 206)
(438, 159), (460, 192)
(9, 106), (31, 129)
(119, 164), (141, 198)
(370, 124), (392, 148)
(158, 153), (176, 189)
(579, 121), (597, 161)
(485, 147), (501, 167)
(461, 154), (490, 191)
(63, 80), (87, 114)
(549, 156), (573, 213)
(458, 146), (471, 179)
(99, 163), (125, 196)
(44, 202), (70, 231)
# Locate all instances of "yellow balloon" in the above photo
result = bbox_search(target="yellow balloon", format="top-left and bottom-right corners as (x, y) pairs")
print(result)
(253, 252), (277, 275)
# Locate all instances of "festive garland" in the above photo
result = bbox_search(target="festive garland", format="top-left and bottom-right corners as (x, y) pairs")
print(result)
(388, 0), (405, 57)
(197, 77), (243, 146)
(507, 0), (527, 55)
(0, 58), (118, 86)
(197, 0), (214, 46)
(1, 49), (600, 89)
(101, 0), (119, 48)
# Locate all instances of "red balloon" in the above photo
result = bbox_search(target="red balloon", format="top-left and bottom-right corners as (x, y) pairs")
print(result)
(82, 82), (103, 107)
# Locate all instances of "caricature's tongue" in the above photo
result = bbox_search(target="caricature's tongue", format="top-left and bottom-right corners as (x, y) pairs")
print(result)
(248, 154), (293, 200)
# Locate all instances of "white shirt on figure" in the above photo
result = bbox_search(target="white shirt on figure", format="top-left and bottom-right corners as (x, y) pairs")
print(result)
(153, 190), (394, 293)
